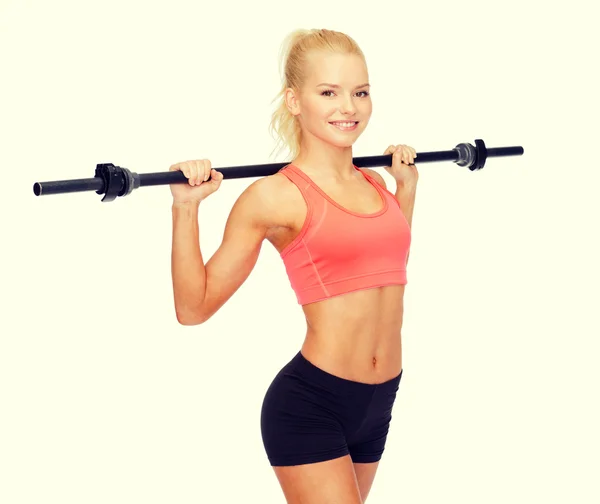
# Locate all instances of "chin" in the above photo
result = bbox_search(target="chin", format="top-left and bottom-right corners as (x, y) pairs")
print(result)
(329, 134), (363, 149)
(329, 139), (361, 150)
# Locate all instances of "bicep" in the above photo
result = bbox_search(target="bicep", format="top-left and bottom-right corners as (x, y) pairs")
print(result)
(200, 181), (271, 320)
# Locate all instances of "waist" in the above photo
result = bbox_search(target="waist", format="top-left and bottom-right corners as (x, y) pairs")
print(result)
(300, 334), (403, 385)
(301, 284), (405, 330)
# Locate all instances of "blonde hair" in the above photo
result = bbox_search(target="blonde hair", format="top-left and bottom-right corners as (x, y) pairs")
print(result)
(268, 28), (366, 161)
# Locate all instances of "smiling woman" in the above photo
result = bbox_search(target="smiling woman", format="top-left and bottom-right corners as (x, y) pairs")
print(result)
(269, 29), (373, 162)
(167, 27), (416, 504)
(256, 28), (410, 504)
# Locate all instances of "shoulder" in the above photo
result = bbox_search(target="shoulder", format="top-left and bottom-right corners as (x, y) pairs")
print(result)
(359, 168), (387, 189)
(240, 168), (298, 206)
(229, 167), (300, 227)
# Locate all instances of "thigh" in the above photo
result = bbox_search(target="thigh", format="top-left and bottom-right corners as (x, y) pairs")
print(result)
(353, 461), (380, 503)
(274, 454), (363, 504)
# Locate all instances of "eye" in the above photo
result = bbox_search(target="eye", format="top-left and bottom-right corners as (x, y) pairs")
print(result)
(320, 89), (370, 97)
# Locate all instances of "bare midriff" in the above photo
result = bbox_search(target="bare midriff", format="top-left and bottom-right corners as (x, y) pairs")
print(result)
(299, 284), (405, 384)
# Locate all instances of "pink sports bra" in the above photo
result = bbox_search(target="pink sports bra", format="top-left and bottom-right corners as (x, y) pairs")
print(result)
(279, 164), (411, 305)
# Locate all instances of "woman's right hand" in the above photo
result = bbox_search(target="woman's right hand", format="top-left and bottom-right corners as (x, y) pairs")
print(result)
(169, 159), (224, 204)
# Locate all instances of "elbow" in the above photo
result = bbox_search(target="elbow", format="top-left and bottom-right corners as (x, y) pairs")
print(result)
(176, 316), (203, 326)
(175, 307), (211, 326)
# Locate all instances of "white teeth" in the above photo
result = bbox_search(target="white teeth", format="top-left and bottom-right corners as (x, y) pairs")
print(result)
(331, 122), (357, 127)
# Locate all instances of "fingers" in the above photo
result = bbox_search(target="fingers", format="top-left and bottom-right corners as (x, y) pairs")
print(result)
(210, 170), (223, 191)
(184, 162), (196, 185)
(203, 159), (212, 182)
(384, 144), (396, 155)
(192, 160), (210, 185)
(386, 144), (417, 165)
(170, 159), (213, 186)
(408, 146), (417, 163)
(169, 161), (193, 184)
(210, 169), (223, 185)
(399, 145), (416, 164)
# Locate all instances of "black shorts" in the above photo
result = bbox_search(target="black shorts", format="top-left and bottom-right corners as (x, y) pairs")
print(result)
(260, 350), (403, 467)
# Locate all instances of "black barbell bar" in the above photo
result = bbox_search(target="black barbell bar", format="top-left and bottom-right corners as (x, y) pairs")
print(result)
(32, 139), (524, 203)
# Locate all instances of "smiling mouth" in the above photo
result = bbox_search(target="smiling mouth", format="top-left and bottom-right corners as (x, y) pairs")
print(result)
(329, 121), (359, 130)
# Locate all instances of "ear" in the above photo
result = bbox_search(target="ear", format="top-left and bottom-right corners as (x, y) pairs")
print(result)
(284, 88), (300, 116)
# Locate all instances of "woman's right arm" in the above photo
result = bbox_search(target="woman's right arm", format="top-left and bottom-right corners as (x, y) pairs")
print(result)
(171, 170), (277, 326)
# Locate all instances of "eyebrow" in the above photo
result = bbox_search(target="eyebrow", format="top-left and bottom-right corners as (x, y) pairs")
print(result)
(316, 83), (370, 89)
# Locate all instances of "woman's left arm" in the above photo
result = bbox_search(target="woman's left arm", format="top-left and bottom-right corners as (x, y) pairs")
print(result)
(394, 182), (417, 230)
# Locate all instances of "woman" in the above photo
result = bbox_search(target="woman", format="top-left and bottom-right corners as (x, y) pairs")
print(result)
(170, 28), (418, 504)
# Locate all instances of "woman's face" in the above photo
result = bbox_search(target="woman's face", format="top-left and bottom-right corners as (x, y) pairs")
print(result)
(287, 51), (372, 150)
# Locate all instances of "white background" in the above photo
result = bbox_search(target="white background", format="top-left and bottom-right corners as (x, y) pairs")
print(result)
(1, 0), (598, 502)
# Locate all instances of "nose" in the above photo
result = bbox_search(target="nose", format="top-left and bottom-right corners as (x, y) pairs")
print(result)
(340, 94), (357, 115)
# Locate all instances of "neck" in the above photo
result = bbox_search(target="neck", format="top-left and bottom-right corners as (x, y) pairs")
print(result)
(292, 135), (356, 181)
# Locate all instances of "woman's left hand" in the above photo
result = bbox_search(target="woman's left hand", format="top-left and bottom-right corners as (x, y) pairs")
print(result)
(383, 144), (419, 186)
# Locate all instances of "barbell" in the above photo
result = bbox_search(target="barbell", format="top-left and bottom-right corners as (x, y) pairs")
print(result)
(32, 139), (524, 203)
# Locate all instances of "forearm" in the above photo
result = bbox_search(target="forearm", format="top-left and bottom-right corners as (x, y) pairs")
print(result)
(394, 182), (417, 229)
(171, 201), (206, 324)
